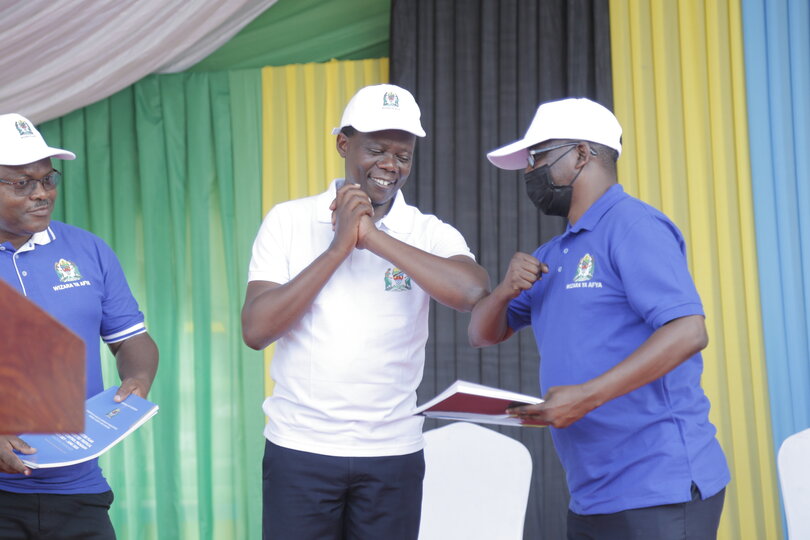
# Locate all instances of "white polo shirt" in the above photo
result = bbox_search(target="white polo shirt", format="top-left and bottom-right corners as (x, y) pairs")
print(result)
(248, 179), (475, 457)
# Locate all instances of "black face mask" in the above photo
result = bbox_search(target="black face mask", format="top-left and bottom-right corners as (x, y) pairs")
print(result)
(524, 146), (581, 217)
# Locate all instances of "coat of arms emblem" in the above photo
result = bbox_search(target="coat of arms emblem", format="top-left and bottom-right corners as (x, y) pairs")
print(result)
(384, 267), (411, 291)
(573, 253), (594, 282)
(382, 91), (400, 109)
(15, 120), (34, 137)
(54, 258), (82, 282)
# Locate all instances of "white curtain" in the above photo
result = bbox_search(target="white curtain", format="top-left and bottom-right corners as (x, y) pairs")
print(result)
(0, 0), (276, 123)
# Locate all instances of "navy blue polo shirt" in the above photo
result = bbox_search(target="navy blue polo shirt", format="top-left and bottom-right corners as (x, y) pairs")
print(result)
(0, 220), (145, 494)
(507, 184), (729, 515)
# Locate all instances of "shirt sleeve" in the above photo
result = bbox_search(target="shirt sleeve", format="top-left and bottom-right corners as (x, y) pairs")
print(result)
(613, 210), (704, 329)
(98, 240), (146, 343)
(426, 218), (476, 261)
(248, 204), (291, 284)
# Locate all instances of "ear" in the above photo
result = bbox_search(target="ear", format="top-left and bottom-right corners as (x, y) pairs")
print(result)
(575, 142), (595, 167)
(336, 132), (349, 158)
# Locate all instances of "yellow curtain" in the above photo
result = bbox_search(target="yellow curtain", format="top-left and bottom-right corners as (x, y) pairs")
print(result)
(610, 1), (779, 538)
(259, 58), (389, 395)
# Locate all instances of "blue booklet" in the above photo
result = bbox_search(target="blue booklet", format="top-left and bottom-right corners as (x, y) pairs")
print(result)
(16, 386), (159, 469)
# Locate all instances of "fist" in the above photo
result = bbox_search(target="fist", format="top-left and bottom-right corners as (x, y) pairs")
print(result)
(502, 252), (548, 297)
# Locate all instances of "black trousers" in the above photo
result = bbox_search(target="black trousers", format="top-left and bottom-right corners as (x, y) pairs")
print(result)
(0, 489), (115, 540)
(262, 440), (425, 540)
(567, 483), (725, 540)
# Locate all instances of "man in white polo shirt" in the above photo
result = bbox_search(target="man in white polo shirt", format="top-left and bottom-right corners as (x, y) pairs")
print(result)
(242, 84), (489, 539)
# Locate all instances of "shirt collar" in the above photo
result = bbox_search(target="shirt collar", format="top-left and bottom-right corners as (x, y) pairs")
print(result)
(315, 179), (412, 233)
(31, 227), (55, 245)
(568, 184), (627, 234)
(5, 226), (54, 253)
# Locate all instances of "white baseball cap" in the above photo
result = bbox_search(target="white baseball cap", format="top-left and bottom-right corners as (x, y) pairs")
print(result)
(0, 113), (76, 166)
(487, 97), (622, 170)
(331, 84), (426, 137)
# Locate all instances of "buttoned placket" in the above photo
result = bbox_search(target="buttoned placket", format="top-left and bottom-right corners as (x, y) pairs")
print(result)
(2, 241), (35, 296)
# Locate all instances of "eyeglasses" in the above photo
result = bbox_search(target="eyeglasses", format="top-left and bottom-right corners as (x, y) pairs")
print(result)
(527, 142), (597, 168)
(0, 169), (62, 197)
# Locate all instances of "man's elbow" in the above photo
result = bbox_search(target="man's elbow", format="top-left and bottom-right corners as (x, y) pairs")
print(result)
(241, 319), (272, 351)
(695, 322), (709, 352)
(681, 315), (709, 355)
(467, 321), (508, 348)
(468, 332), (488, 348)
(459, 284), (490, 313)
(242, 332), (265, 351)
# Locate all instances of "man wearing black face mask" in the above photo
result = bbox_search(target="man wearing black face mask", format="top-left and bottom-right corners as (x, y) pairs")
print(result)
(468, 98), (729, 540)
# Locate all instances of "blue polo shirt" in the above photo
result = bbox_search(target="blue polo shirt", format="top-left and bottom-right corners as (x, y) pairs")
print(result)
(0, 220), (145, 494)
(507, 184), (730, 515)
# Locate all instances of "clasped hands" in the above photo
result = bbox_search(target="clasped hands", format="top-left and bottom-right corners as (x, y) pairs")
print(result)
(329, 183), (378, 252)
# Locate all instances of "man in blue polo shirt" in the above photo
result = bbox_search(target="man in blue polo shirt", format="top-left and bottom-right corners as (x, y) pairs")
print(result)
(468, 98), (729, 540)
(0, 113), (159, 539)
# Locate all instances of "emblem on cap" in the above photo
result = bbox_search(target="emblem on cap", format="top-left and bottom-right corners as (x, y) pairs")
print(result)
(55, 259), (82, 283)
(384, 267), (411, 291)
(15, 120), (34, 138)
(382, 92), (400, 109)
(573, 254), (594, 282)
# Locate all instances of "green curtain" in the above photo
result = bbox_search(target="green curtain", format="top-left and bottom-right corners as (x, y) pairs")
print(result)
(186, 0), (390, 72)
(38, 70), (265, 540)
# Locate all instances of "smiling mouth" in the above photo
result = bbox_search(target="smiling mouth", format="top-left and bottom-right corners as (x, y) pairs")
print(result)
(370, 176), (396, 188)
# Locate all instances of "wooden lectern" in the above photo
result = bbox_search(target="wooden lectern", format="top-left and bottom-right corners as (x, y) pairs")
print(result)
(0, 278), (85, 434)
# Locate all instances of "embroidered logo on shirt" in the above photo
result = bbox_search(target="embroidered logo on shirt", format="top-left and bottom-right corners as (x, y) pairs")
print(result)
(573, 253), (594, 282)
(384, 268), (411, 291)
(54, 258), (82, 282)
(566, 253), (603, 290)
(383, 91), (400, 109)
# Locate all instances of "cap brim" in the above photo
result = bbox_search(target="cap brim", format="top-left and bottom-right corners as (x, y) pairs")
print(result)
(46, 147), (76, 161)
(0, 147), (76, 166)
(486, 138), (535, 170)
(331, 123), (426, 138)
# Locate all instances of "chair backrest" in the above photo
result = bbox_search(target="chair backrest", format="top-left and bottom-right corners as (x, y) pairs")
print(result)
(778, 427), (810, 539)
(418, 421), (532, 540)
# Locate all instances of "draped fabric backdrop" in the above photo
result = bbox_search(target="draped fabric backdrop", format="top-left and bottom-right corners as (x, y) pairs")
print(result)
(39, 70), (265, 540)
(16, 0), (810, 537)
(0, 0), (277, 123)
(188, 0), (391, 72)
(742, 0), (810, 474)
(610, 1), (780, 537)
(390, 1), (613, 538)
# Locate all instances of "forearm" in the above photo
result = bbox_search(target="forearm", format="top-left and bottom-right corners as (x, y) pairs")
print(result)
(468, 283), (516, 347)
(112, 333), (159, 397)
(362, 231), (489, 311)
(582, 315), (708, 408)
(241, 247), (347, 350)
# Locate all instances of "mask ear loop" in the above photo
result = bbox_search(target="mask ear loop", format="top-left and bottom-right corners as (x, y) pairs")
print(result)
(583, 141), (598, 157)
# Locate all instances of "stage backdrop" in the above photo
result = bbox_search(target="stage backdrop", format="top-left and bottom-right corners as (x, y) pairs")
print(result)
(40, 70), (265, 540)
(610, 1), (780, 537)
(742, 0), (810, 479)
(29, 0), (810, 537)
(389, 1), (612, 538)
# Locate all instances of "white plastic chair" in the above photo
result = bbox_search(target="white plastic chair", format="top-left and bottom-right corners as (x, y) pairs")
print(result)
(418, 421), (532, 540)
(778, 427), (810, 539)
